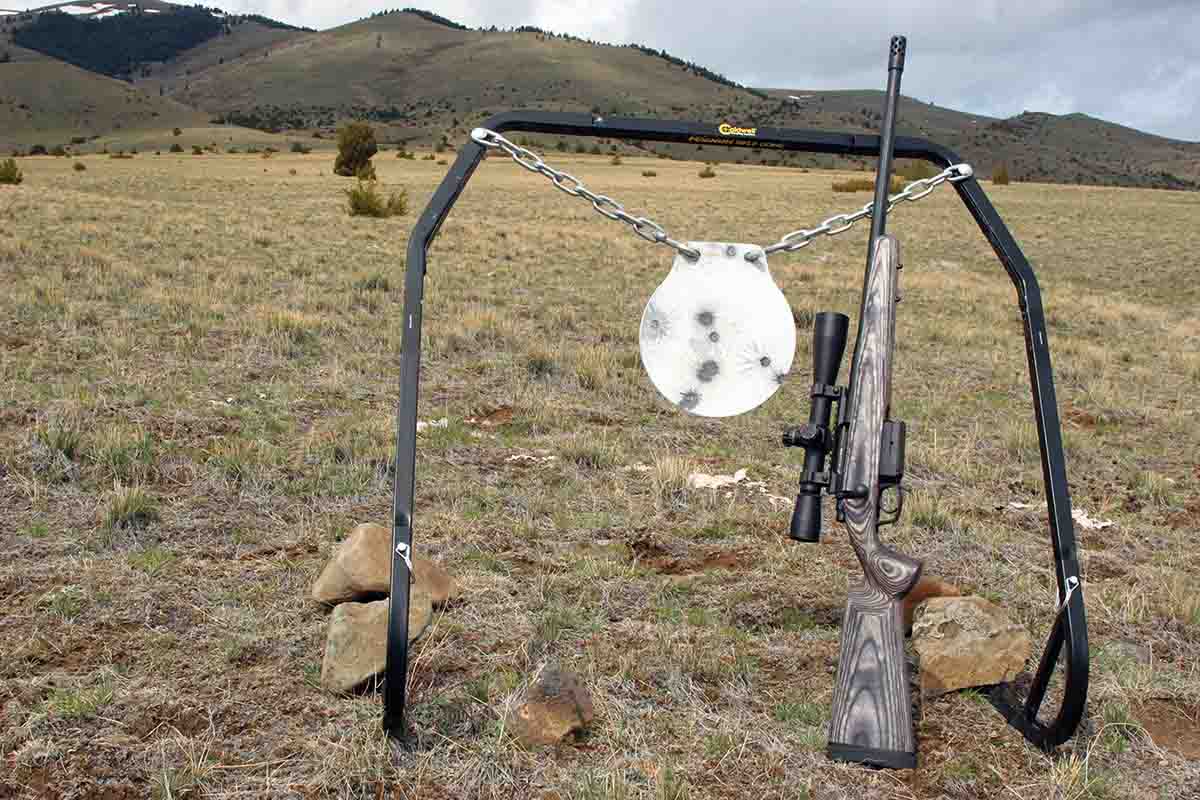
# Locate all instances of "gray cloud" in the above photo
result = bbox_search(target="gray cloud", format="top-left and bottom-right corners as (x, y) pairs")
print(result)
(102, 0), (1200, 139)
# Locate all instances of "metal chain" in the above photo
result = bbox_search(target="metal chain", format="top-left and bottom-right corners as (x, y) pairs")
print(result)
(759, 163), (974, 257)
(471, 128), (701, 260)
(470, 127), (973, 263)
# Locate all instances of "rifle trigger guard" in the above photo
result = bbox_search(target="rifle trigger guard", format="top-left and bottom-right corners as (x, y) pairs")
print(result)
(878, 485), (905, 527)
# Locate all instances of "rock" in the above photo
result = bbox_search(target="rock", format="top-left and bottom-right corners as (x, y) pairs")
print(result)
(412, 556), (459, 608)
(506, 667), (594, 747)
(912, 596), (1031, 697)
(319, 588), (433, 693)
(312, 523), (458, 607)
(312, 523), (390, 604)
(901, 575), (964, 632)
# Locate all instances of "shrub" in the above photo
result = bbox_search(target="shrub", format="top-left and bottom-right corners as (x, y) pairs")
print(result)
(0, 158), (23, 185)
(50, 144), (67, 157)
(831, 176), (904, 193)
(423, 153), (436, 161)
(29, 144), (47, 156)
(610, 155), (622, 166)
(355, 162), (377, 181)
(334, 121), (377, 177)
(896, 160), (937, 181)
(642, 170), (657, 177)
(993, 163), (1011, 185)
(698, 165), (716, 179)
(109, 152), (133, 159)
(71, 136), (87, 145)
(170, 143), (184, 153)
(172, 127), (182, 136)
(575, 142), (587, 154)
(290, 141), (311, 154)
(437, 159), (447, 165)
(74, 161), (87, 172)
(191, 145), (204, 155)
(590, 144), (603, 155)
(345, 180), (408, 218)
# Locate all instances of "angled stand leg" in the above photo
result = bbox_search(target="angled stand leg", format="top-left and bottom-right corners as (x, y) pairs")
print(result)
(383, 144), (487, 739)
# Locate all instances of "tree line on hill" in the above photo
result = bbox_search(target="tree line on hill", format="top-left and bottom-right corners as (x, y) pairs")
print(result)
(13, 7), (225, 78)
(11, 6), (309, 79)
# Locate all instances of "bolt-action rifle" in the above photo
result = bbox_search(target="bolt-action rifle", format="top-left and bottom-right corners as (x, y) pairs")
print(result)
(783, 35), (921, 769)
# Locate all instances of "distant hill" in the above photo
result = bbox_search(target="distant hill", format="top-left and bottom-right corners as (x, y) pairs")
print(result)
(1, 6), (1197, 189)
(169, 10), (765, 139)
(756, 90), (1200, 190)
(6, 2), (309, 79)
(0, 59), (206, 146)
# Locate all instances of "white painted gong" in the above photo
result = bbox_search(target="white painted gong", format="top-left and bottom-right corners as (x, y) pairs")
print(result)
(639, 242), (795, 418)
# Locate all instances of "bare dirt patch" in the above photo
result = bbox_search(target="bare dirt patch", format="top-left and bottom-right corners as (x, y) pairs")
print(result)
(1135, 700), (1200, 759)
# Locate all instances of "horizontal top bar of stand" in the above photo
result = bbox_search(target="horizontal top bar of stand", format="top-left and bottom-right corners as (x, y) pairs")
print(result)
(478, 111), (963, 167)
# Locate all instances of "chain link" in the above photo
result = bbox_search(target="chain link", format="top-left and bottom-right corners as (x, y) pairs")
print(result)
(471, 127), (973, 262)
(472, 128), (701, 260)
(761, 162), (974, 256)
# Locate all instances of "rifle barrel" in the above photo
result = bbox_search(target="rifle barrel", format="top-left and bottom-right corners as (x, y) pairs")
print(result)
(868, 36), (906, 245)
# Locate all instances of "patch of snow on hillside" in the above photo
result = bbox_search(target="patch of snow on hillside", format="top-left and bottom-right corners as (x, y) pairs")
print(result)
(93, 7), (124, 17)
(58, 4), (98, 13)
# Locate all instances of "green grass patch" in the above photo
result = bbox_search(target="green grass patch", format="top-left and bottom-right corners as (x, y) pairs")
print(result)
(104, 485), (158, 531)
(128, 545), (175, 576)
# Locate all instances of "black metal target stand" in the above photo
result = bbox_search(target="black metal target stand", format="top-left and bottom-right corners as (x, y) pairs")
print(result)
(382, 106), (1089, 755)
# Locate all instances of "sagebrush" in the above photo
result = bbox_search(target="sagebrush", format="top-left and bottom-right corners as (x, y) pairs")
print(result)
(335, 121), (378, 177)
(0, 157), (23, 185)
(344, 180), (407, 218)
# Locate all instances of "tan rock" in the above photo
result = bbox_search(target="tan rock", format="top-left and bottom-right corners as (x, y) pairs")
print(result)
(412, 556), (459, 608)
(901, 575), (963, 632)
(319, 587), (433, 693)
(312, 523), (459, 607)
(912, 596), (1032, 697)
(506, 667), (594, 747)
(312, 523), (391, 604)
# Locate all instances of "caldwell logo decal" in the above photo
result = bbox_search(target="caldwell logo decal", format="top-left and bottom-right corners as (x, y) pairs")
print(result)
(718, 123), (758, 137)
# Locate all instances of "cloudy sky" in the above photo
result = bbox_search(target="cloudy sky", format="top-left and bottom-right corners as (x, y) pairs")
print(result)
(56, 1), (1200, 140)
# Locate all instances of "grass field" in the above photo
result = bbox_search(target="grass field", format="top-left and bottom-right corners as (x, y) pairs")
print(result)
(1, 149), (1198, 799)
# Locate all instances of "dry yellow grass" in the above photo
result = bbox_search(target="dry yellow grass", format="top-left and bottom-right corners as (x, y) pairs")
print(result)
(1, 149), (1198, 798)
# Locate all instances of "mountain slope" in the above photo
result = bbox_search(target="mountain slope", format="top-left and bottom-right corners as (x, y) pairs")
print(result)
(0, 58), (206, 146)
(170, 11), (769, 137)
(758, 90), (1200, 189)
